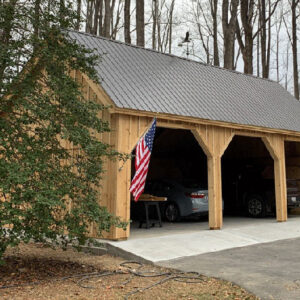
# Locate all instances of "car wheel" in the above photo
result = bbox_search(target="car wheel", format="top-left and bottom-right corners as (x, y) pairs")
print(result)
(165, 203), (180, 222)
(246, 194), (266, 218)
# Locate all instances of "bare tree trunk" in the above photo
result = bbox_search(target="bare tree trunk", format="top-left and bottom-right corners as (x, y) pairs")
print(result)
(86, 0), (105, 36)
(168, 0), (175, 54)
(59, 0), (65, 28)
(104, 0), (111, 38)
(259, 0), (268, 78)
(110, 0), (116, 36)
(136, 0), (145, 47)
(286, 42), (289, 90)
(275, 5), (283, 82)
(111, 0), (122, 40)
(211, 0), (220, 66)
(237, 0), (254, 74)
(152, 0), (158, 49)
(244, 33), (254, 74)
(75, 0), (81, 30)
(222, 0), (238, 70)
(259, 0), (277, 78)
(292, 0), (299, 99)
(266, 0), (271, 77)
(92, 0), (101, 35)
(275, 30), (279, 82)
(99, 0), (104, 35)
(124, 0), (131, 43)
(34, 0), (41, 39)
(257, 26), (260, 77)
(237, 0), (279, 75)
(194, 1), (211, 64)
(157, 3), (161, 51)
(85, 0), (94, 33)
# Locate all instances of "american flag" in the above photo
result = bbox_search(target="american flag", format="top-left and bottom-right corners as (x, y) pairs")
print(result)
(130, 118), (157, 201)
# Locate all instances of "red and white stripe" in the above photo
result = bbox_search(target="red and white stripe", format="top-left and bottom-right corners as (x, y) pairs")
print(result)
(130, 138), (151, 201)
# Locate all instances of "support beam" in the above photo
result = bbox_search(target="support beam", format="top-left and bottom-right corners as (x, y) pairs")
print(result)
(207, 155), (223, 229)
(262, 136), (287, 222)
(192, 125), (234, 230)
(109, 115), (131, 240)
(109, 115), (153, 240)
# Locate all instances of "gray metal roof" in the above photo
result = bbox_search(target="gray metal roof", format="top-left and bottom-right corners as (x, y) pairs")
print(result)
(68, 30), (300, 133)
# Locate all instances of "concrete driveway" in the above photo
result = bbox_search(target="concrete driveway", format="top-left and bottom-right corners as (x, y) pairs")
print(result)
(104, 216), (300, 299)
(107, 216), (300, 262)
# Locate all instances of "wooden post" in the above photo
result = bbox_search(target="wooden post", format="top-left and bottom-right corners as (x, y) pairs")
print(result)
(108, 114), (152, 240)
(192, 126), (234, 229)
(262, 135), (287, 222)
(207, 155), (223, 229)
(108, 115), (130, 240)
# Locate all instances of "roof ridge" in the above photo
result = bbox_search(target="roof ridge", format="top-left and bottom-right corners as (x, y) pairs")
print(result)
(67, 29), (276, 84)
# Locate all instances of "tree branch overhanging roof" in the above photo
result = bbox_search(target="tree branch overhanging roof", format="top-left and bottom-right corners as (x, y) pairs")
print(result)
(68, 30), (300, 133)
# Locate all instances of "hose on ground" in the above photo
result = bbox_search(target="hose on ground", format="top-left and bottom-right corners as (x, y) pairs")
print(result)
(0, 260), (205, 299)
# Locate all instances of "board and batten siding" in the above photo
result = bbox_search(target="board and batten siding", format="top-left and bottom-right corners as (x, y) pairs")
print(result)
(74, 70), (300, 240)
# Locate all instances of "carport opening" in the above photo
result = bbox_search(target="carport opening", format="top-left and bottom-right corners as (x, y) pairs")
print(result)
(285, 141), (300, 215)
(222, 136), (275, 218)
(130, 127), (208, 223)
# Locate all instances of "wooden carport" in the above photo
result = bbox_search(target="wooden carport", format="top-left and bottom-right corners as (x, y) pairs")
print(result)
(98, 109), (293, 240)
(68, 30), (300, 240)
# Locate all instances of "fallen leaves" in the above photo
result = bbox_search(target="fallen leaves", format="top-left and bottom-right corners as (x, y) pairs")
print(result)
(0, 243), (259, 300)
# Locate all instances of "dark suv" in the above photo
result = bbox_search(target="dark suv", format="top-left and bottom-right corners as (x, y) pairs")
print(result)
(224, 165), (300, 217)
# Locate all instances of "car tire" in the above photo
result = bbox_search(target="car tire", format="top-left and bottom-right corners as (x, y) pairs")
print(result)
(165, 202), (181, 222)
(246, 194), (266, 218)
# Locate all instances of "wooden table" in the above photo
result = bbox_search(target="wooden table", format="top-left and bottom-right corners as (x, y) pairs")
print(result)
(137, 194), (167, 229)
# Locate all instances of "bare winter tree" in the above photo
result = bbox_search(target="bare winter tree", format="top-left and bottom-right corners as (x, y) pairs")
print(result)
(152, 0), (159, 49)
(291, 0), (299, 99)
(76, 0), (82, 30)
(103, 0), (111, 37)
(111, 0), (123, 39)
(84, 0), (123, 39)
(259, 0), (269, 77)
(168, 0), (175, 54)
(124, 0), (131, 43)
(237, 0), (279, 75)
(191, 0), (214, 64)
(150, 0), (176, 53)
(85, 0), (93, 33)
(236, 0), (256, 74)
(283, 0), (299, 98)
(274, 3), (283, 82)
(93, 0), (103, 35)
(258, 0), (280, 78)
(78, 0), (296, 95)
(211, 0), (220, 66)
(136, 0), (145, 46)
(222, 0), (239, 70)
(85, 0), (104, 35)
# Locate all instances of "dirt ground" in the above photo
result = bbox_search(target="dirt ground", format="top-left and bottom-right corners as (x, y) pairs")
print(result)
(0, 243), (259, 300)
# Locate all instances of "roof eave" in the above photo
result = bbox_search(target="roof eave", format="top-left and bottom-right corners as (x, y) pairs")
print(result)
(113, 107), (300, 139)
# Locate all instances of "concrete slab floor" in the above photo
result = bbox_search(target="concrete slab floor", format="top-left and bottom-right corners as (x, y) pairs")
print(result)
(105, 215), (300, 263)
